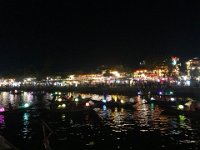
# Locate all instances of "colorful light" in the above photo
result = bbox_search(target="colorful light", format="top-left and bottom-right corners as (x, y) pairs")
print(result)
(0, 107), (5, 112)
(24, 103), (29, 108)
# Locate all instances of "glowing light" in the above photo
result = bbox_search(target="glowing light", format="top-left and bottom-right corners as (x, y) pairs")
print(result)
(159, 91), (163, 95)
(120, 100), (124, 104)
(172, 60), (177, 65)
(142, 99), (147, 104)
(103, 105), (107, 111)
(58, 98), (62, 102)
(116, 80), (120, 84)
(61, 104), (66, 108)
(179, 115), (186, 122)
(113, 95), (118, 102)
(23, 113), (29, 121)
(170, 98), (175, 101)
(24, 103), (29, 108)
(102, 99), (107, 103)
(0, 107), (5, 112)
(110, 71), (120, 78)
(150, 103), (154, 111)
(150, 97), (155, 100)
(85, 102), (90, 107)
(75, 98), (79, 102)
(178, 104), (184, 110)
(61, 114), (66, 120)
(170, 91), (173, 95)
(186, 80), (190, 86)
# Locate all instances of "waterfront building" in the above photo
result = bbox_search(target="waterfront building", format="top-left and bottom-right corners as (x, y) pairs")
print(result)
(186, 57), (200, 82)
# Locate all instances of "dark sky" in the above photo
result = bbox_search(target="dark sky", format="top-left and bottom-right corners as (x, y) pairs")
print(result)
(0, 0), (200, 73)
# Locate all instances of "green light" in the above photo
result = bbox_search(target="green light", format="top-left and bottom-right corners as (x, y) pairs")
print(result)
(24, 103), (29, 108)
(179, 115), (185, 122)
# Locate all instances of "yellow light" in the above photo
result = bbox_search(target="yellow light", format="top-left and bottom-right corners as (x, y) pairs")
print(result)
(178, 105), (184, 110)
(110, 71), (120, 78)
(62, 104), (66, 108)
(113, 95), (117, 102)
(58, 98), (62, 102)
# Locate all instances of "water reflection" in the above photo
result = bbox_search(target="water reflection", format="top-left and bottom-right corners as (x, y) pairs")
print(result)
(0, 91), (200, 150)
(0, 115), (5, 129)
(21, 112), (31, 139)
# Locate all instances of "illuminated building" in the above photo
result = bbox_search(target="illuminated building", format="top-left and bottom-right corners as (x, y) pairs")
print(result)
(186, 57), (200, 81)
(171, 56), (180, 78)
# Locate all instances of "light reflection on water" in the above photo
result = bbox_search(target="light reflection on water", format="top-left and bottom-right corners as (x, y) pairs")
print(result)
(94, 95), (200, 149)
(0, 114), (5, 129)
(0, 91), (200, 149)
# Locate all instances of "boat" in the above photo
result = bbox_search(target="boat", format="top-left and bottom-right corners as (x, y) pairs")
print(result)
(162, 100), (200, 118)
(95, 99), (136, 109)
(0, 135), (18, 150)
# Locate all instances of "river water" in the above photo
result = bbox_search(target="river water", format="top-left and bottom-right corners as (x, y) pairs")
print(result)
(0, 91), (200, 150)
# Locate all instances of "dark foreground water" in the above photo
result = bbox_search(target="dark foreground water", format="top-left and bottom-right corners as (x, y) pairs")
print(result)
(0, 91), (200, 150)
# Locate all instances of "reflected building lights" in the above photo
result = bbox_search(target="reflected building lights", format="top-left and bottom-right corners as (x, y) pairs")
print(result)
(0, 115), (5, 129)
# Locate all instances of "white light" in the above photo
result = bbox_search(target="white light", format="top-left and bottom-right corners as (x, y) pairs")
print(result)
(24, 103), (29, 108)
(85, 102), (90, 107)
(170, 98), (175, 101)
(121, 100), (124, 104)
(186, 80), (190, 86)
(142, 99), (147, 103)
(102, 99), (107, 103)
(58, 98), (62, 102)
(75, 98), (79, 102)
(116, 80), (120, 84)
(178, 105), (184, 110)
(62, 104), (66, 108)
(103, 105), (107, 111)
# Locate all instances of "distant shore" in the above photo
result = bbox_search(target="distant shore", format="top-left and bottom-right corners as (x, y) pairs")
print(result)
(0, 85), (200, 98)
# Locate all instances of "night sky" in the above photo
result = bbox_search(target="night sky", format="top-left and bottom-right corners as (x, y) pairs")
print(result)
(0, 1), (200, 74)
